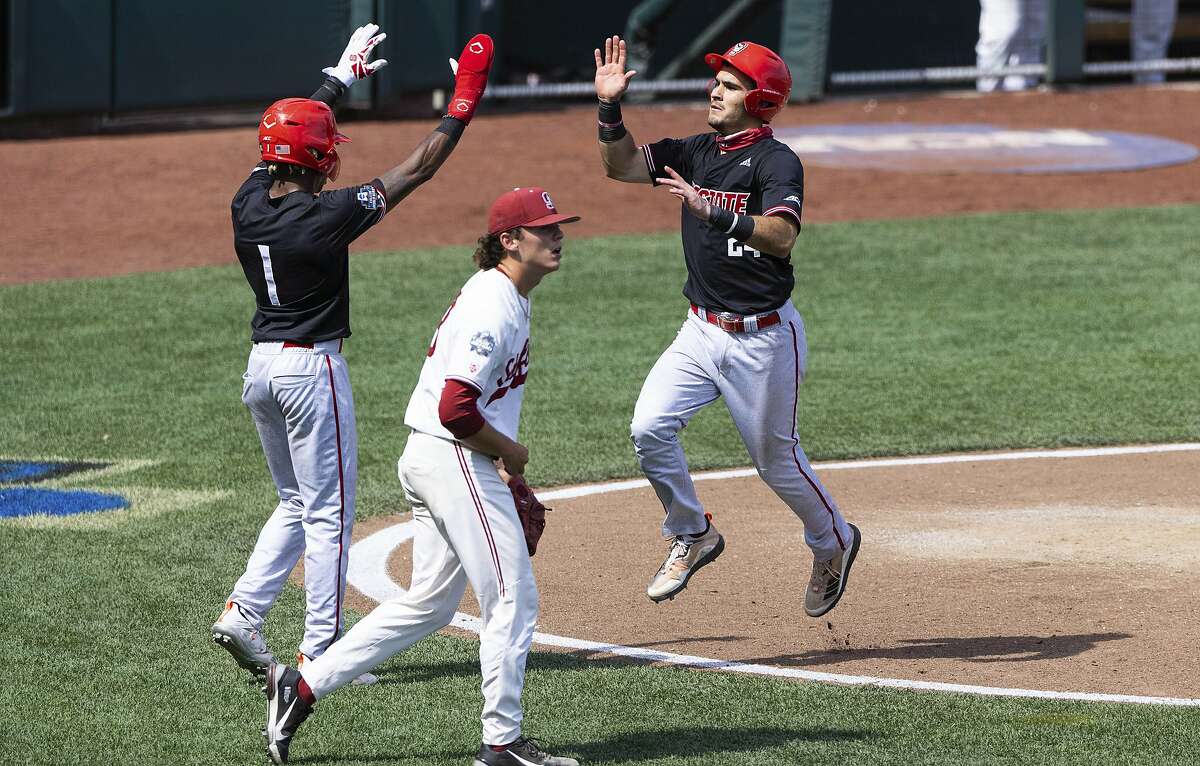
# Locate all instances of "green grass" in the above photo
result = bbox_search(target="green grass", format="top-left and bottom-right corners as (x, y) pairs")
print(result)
(2, 205), (1198, 764)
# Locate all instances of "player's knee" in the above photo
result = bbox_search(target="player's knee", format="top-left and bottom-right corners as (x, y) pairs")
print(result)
(431, 602), (458, 629)
(630, 412), (677, 447)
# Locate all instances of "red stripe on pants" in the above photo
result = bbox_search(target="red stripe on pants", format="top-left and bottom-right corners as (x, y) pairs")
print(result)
(454, 443), (506, 596)
(788, 322), (845, 551)
(324, 356), (346, 648)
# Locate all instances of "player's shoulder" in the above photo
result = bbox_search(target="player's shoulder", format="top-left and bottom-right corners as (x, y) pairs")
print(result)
(684, 132), (716, 151)
(459, 269), (507, 307)
(232, 164), (272, 204)
(461, 269), (525, 322)
(757, 138), (804, 173)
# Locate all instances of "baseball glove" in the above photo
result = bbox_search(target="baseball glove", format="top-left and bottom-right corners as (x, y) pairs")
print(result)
(508, 475), (547, 556)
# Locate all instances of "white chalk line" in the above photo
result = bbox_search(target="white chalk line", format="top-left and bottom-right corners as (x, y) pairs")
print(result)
(537, 442), (1200, 501)
(348, 443), (1200, 707)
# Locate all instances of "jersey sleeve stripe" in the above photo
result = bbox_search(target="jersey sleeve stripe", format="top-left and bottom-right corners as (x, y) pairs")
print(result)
(763, 205), (802, 227)
(641, 144), (656, 174)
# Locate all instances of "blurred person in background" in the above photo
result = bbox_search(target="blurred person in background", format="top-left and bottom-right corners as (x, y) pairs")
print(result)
(1133, 0), (1178, 83)
(977, 0), (1047, 92)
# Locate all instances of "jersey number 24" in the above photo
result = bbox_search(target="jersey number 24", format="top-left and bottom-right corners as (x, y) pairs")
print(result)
(727, 239), (761, 258)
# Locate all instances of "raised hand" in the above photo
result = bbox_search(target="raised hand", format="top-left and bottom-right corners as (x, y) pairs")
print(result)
(324, 23), (388, 87)
(594, 35), (637, 102)
(446, 33), (495, 124)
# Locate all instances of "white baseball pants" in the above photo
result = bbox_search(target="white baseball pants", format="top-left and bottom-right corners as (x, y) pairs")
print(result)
(631, 303), (852, 561)
(228, 340), (357, 660)
(976, 0), (1047, 92)
(299, 431), (538, 747)
(1133, 0), (1178, 84)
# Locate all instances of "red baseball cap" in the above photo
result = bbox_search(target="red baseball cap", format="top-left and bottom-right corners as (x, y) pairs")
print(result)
(487, 187), (581, 235)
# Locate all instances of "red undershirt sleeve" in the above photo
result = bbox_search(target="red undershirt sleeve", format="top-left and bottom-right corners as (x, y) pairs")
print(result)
(439, 378), (485, 439)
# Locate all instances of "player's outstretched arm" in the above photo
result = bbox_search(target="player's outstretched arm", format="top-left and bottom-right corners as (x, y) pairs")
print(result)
(310, 23), (389, 107)
(658, 166), (799, 258)
(595, 35), (651, 184)
(376, 34), (494, 211)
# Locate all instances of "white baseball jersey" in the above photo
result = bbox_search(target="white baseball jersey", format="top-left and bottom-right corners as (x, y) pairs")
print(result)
(300, 265), (541, 745)
(405, 268), (531, 442)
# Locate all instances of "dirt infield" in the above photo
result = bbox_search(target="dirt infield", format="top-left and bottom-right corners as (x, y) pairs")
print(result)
(361, 447), (1200, 700)
(15, 83), (1197, 699)
(2, 84), (1200, 284)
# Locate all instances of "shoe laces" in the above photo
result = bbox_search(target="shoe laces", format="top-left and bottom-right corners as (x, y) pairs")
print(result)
(510, 736), (549, 758)
(810, 557), (837, 589)
(659, 538), (694, 574)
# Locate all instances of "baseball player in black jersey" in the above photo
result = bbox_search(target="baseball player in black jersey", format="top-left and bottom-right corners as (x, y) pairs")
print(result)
(594, 36), (861, 616)
(212, 26), (495, 700)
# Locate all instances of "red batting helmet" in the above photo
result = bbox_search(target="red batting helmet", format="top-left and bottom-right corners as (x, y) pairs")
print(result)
(704, 41), (792, 123)
(258, 98), (349, 181)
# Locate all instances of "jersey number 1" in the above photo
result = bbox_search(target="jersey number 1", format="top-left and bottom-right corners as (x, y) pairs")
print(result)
(726, 239), (761, 258)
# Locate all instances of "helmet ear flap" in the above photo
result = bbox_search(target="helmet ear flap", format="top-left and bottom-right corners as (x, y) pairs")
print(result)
(743, 88), (783, 122)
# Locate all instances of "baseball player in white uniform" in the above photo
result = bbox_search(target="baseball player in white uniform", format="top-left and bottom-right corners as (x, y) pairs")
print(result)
(262, 187), (581, 766)
(976, 0), (1047, 92)
(594, 36), (860, 616)
(212, 28), (494, 687)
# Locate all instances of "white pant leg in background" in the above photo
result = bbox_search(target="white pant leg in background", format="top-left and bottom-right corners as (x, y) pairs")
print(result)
(1133, 0), (1178, 84)
(300, 432), (538, 747)
(715, 304), (852, 562)
(227, 352), (305, 626)
(228, 342), (357, 658)
(630, 318), (724, 538)
(977, 0), (1045, 92)
(1006, 0), (1046, 90)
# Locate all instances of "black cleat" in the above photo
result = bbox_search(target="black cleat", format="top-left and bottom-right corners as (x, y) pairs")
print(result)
(264, 662), (312, 764)
(473, 736), (580, 766)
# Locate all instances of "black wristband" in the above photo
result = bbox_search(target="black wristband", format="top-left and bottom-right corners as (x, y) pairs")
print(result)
(598, 99), (627, 142)
(310, 76), (347, 107)
(708, 205), (756, 242)
(435, 115), (466, 141)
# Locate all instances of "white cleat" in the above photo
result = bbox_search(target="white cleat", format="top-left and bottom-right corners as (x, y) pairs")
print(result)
(212, 600), (274, 676)
(646, 520), (725, 603)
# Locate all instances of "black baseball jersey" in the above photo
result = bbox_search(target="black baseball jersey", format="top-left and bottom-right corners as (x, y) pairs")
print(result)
(232, 164), (388, 342)
(643, 133), (804, 315)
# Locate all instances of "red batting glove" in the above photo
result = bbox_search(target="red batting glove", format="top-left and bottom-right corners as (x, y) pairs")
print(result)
(446, 34), (494, 124)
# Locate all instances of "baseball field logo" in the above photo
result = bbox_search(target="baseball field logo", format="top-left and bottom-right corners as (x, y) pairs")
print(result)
(0, 460), (127, 519)
(774, 124), (1199, 174)
(0, 457), (227, 529)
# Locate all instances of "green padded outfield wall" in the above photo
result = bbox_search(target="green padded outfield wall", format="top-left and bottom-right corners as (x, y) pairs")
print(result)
(7, 0), (111, 114)
(111, 1), (348, 111)
(371, 0), (463, 108)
